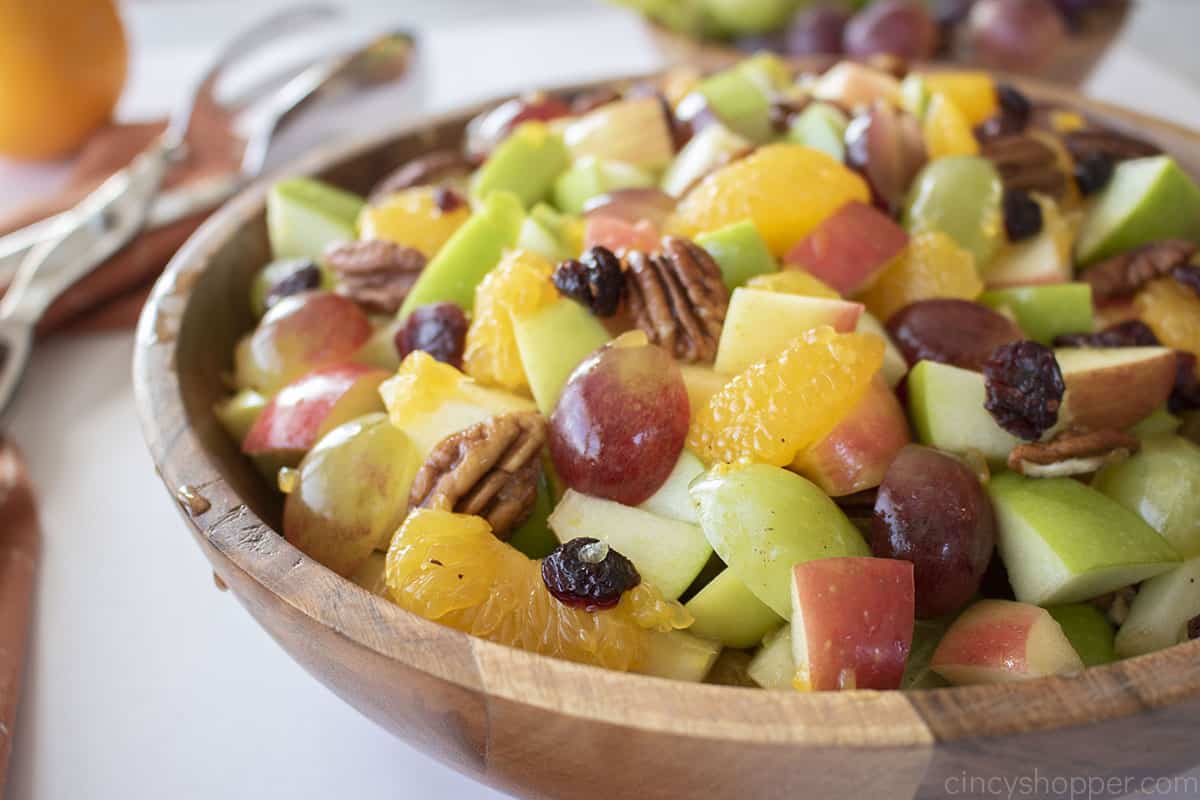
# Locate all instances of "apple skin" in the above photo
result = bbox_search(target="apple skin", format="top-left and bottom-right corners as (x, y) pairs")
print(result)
(1055, 346), (1178, 431)
(714, 288), (864, 375)
(790, 557), (915, 691)
(931, 599), (1084, 685)
(582, 215), (659, 255)
(242, 363), (389, 463)
(784, 201), (909, 295)
(792, 374), (910, 497)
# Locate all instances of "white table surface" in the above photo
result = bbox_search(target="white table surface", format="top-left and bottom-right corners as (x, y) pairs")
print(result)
(3, 3), (1199, 799)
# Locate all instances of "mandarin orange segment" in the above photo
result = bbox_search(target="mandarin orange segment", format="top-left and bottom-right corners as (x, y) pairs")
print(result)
(687, 326), (884, 466)
(384, 509), (691, 671)
(1136, 277), (1200, 359)
(919, 72), (997, 127)
(923, 93), (979, 160)
(860, 231), (983, 322)
(358, 186), (471, 258)
(462, 249), (559, 392)
(746, 269), (842, 299)
(671, 144), (871, 257)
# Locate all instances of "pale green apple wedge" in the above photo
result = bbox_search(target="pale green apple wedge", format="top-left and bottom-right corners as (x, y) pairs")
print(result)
(902, 617), (952, 689)
(906, 360), (1022, 463)
(685, 62), (775, 144)
(689, 464), (869, 618)
(1115, 557), (1200, 658)
(638, 449), (706, 524)
(988, 473), (1180, 606)
(856, 311), (908, 387)
(507, 471), (558, 560)
(1077, 156), (1200, 265)
(747, 624), (794, 690)
(547, 490), (713, 600)
(397, 191), (524, 317)
(214, 389), (267, 445)
(661, 123), (752, 198)
(553, 157), (655, 215)
(639, 631), (723, 682)
(1093, 435), (1200, 558)
(469, 121), (569, 208)
(516, 216), (571, 262)
(267, 177), (365, 261)
(696, 220), (777, 291)
(1129, 407), (1181, 438)
(685, 569), (785, 649)
(714, 288), (862, 375)
(979, 284), (1094, 345)
(512, 298), (610, 414)
(1047, 604), (1116, 667)
(787, 102), (849, 161)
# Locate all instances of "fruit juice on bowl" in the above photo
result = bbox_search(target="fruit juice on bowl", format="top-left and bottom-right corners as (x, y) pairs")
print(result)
(214, 53), (1200, 692)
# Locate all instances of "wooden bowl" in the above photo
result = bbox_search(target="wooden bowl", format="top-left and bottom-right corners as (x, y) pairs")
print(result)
(134, 73), (1200, 800)
(647, 0), (1131, 86)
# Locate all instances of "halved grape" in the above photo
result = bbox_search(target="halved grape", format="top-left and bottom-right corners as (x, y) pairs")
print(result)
(960, 0), (1066, 74)
(549, 335), (690, 506)
(784, 7), (849, 56)
(845, 101), (928, 214)
(844, 0), (940, 61)
(887, 299), (1023, 370)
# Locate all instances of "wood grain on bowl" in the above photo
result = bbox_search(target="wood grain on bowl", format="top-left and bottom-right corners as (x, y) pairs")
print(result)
(133, 76), (1200, 800)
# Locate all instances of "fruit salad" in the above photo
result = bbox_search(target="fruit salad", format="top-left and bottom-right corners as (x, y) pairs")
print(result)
(217, 54), (1200, 691)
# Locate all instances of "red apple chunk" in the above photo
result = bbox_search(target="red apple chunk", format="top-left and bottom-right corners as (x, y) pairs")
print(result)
(784, 201), (909, 295)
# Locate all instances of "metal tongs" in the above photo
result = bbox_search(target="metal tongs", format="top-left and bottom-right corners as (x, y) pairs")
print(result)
(0, 5), (416, 416)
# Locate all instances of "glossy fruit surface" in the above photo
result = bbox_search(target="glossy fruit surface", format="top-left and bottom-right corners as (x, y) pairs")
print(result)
(860, 231), (983, 322)
(688, 326), (884, 466)
(886, 298), (1022, 370)
(0, 0), (127, 159)
(1137, 278), (1200, 359)
(746, 269), (840, 299)
(463, 249), (558, 392)
(550, 336), (690, 506)
(904, 156), (1004, 268)
(872, 445), (996, 618)
(672, 143), (871, 256)
(384, 509), (690, 671)
(358, 186), (471, 257)
(844, 0), (939, 61)
(1093, 435), (1200, 558)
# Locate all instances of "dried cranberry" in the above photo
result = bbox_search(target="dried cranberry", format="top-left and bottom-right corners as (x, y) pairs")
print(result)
(1170, 351), (1200, 414)
(263, 258), (321, 311)
(1172, 264), (1200, 297)
(1053, 319), (1161, 349)
(1074, 154), (1114, 196)
(983, 340), (1065, 440)
(1003, 188), (1043, 242)
(433, 186), (466, 213)
(552, 246), (625, 317)
(541, 537), (641, 611)
(394, 302), (468, 368)
(1189, 614), (1200, 641)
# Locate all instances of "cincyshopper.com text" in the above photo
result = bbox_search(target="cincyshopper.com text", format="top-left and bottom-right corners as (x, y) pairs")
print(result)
(945, 769), (1200, 799)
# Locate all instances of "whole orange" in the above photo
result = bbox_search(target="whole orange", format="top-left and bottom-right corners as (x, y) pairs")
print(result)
(0, 0), (127, 160)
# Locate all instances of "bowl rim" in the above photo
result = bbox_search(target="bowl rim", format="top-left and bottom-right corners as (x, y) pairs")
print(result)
(134, 68), (1200, 750)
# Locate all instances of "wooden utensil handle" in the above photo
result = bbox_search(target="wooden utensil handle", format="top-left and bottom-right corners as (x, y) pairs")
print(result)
(0, 471), (38, 797)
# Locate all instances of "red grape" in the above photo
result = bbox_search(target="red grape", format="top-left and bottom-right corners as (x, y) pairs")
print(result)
(549, 338), (689, 506)
(886, 299), (1023, 370)
(844, 0), (940, 61)
(845, 101), (927, 214)
(784, 7), (850, 56)
(464, 92), (573, 159)
(960, 0), (1066, 73)
(871, 445), (996, 618)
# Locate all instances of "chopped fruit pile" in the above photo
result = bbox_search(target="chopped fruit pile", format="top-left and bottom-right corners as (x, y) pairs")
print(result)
(218, 55), (1200, 690)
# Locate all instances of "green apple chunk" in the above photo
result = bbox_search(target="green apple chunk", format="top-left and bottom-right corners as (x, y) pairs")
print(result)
(562, 97), (676, 171)
(689, 464), (869, 618)
(1077, 156), (1200, 265)
(685, 61), (777, 144)
(1047, 604), (1116, 667)
(214, 389), (267, 445)
(507, 470), (559, 559)
(661, 123), (751, 198)
(638, 449), (705, 525)
(786, 102), (849, 161)
(979, 284), (1094, 345)
(547, 489), (713, 600)
(685, 568), (784, 649)
(904, 156), (1004, 268)
(1093, 435), (1200, 558)
(1130, 407), (1181, 438)
(553, 157), (656, 215)
(470, 121), (570, 208)
(513, 298), (610, 414)
(640, 631), (722, 682)
(267, 177), (364, 261)
(695, 220), (777, 291)
(703, 0), (797, 35)
(283, 413), (421, 577)
(397, 190), (525, 317)
(988, 472), (1180, 606)
(747, 624), (794, 690)
(906, 360), (1022, 463)
(516, 216), (571, 262)
(1115, 557), (1200, 657)
(714, 288), (863, 375)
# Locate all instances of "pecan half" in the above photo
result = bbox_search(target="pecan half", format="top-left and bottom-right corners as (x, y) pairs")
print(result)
(368, 149), (474, 203)
(1083, 239), (1198, 301)
(625, 236), (729, 363)
(325, 239), (426, 314)
(409, 411), (546, 539)
(1063, 128), (1160, 165)
(1007, 428), (1140, 478)
(981, 133), (1068, 199)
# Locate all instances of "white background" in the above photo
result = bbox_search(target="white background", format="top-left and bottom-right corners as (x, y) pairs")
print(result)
(3, 2), (1200, 798)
